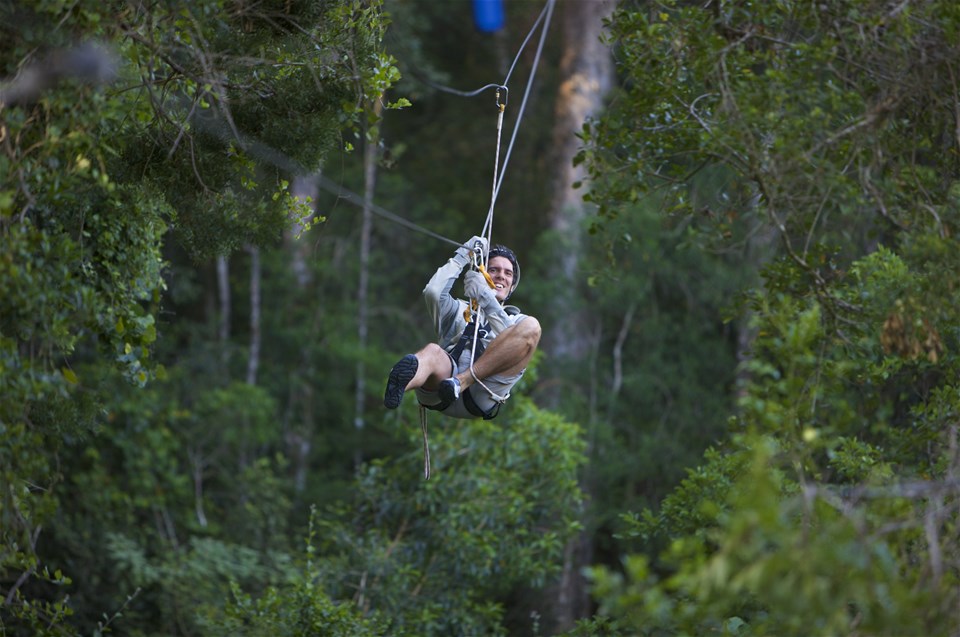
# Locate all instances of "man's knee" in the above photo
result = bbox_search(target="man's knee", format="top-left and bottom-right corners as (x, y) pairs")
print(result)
(417, 342), (446, 366)
(417, 343), (454, 378)
(517, 316), (542, 347)
(419, 342), (446, 357)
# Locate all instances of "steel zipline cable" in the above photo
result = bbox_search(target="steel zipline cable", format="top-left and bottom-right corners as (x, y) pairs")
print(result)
(399, 0), (556, 251)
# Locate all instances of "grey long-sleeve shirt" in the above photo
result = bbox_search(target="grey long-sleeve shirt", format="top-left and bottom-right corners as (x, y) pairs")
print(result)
(422, 254), (526, 360)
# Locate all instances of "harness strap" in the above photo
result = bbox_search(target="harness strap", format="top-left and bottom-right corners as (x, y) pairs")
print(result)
(421, 385), (500, 420)
(463, 386), (501, 420)
(448, 320), (490, 363)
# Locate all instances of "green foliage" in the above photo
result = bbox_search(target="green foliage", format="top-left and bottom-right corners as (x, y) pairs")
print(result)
(214, 579), (388, 637)
(0, 566), (75, 637)
(584, 0), (960, 279)
(573, 2), (960, 634)
(43, 367), (297, 634)
(561, 200), (744, 516)
(22, 0), (960, 634)
(579, 248), (960, 634)
(311, 398), (586, 636)
(584, 435), (956, 637)
(203, 509), (388, 637)
(1, 0), (401, 633)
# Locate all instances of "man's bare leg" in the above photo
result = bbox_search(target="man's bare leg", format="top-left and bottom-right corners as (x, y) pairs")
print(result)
(408, 343), (455, 391)
(455, 317), (541, 391)
(387, 318), (541, 409)
(384, 343), (454, 409)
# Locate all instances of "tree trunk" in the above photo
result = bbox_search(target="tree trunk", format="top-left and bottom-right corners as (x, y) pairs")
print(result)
(543, 0), (617, 632)
(246, 246), (261, 386)
(217, 254), (230, 366)
(284, 176), (319, 495)
(545, 0), (616, 361)
(354, 98), (384, 466)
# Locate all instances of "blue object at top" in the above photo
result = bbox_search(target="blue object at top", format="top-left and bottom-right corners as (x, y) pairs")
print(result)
(473, 0), (505, 33)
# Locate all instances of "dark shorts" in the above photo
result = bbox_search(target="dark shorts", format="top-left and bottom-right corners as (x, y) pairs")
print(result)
(415, 352), (524, 419)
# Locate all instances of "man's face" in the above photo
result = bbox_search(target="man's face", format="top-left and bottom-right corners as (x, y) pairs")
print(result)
(487, 255), (515, 303)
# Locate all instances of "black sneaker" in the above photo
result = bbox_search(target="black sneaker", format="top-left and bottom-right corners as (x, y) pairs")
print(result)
(384, 354), (418, 409)
(438, 377), (461, 404)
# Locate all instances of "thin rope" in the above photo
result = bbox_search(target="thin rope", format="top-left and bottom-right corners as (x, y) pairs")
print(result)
(413, 79), (506, 100)
(397, 0), (554, 238)
(420, 405), (430, 480)
(470, 364), (509, 402)
(185, 97), (468, 250)
(502, 0), (551, 87)
(480, 94), (506, 256)
(408, 0), (551, 108)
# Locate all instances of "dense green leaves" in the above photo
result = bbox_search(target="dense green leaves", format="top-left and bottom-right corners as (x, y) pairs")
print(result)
(315, 397), (586, 636)
(1, 1), (401, 633)
(587, 435), (955, 637)
(570, 2), (960, 634)
(10, 0), (960, 635)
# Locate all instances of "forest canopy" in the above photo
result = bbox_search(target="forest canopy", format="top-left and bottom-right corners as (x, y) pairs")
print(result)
(2, 0), (960, 636)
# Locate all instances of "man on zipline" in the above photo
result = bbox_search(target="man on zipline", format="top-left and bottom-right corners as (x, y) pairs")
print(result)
(383, 236), (541, 419)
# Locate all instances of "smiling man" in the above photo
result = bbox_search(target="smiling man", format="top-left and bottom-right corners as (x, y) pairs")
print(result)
(383, 237), (541, 420)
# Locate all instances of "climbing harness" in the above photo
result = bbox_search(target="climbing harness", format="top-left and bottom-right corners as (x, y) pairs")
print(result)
(451, 318), (491, 362)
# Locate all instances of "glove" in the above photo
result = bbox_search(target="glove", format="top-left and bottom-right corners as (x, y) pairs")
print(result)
(454, 236), (488, 266)
(464, 269), (498, 308)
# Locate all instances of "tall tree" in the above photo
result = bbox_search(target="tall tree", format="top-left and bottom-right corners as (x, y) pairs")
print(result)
(246, 246), (261, 385)
(355, 97), (384, 452)
(540, 0), (616, 631)
(543, 0), (616, 363)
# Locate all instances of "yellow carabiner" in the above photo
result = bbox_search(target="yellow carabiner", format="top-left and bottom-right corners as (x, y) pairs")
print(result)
(462, 265), (495, 323)
(477, 263), (496, 289)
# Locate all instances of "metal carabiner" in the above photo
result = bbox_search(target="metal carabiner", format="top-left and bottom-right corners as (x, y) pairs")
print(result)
(472, 239), (486, 263)
(495, 85), (508, 113)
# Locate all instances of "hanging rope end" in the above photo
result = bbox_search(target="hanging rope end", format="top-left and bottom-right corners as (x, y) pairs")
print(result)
(420, 406), (431, 480)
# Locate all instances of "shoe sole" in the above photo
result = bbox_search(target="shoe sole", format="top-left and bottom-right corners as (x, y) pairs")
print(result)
(384, 354), (418, 409)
